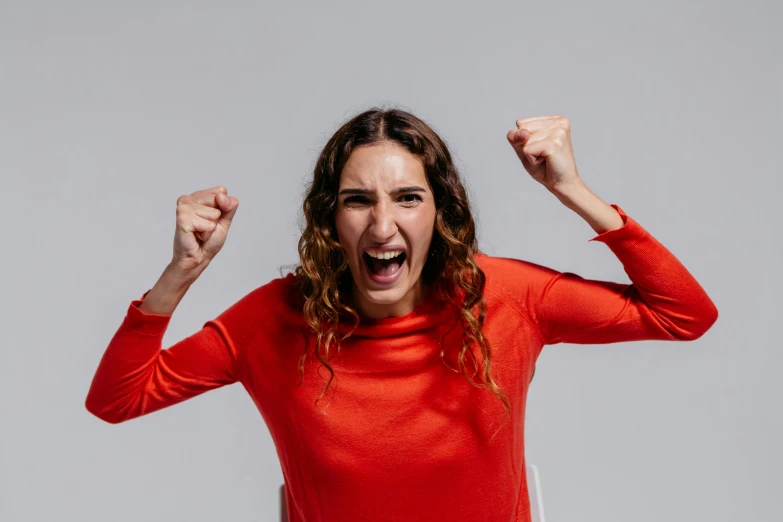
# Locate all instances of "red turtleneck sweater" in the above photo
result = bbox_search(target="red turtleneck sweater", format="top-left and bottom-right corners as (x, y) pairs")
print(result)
(85, 204), (718, 521)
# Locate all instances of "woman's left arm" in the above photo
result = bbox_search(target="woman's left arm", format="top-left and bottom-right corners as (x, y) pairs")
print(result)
(505, 116), (718, 345)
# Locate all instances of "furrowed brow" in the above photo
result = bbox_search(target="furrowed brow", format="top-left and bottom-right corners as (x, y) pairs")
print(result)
(390, 186), (426, 195)
(338, 188), (372, 196)
(338, 186), (427, 196)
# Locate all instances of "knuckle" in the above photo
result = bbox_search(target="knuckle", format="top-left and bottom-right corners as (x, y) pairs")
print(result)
(200, 206), (219, 221)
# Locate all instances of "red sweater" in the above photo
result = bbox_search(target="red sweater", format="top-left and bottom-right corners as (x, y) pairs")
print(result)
(85, 204), (718, 522)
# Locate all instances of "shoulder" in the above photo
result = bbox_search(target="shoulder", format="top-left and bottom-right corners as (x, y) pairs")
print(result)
(473, 252), (563, 318)
(248, 271), (300, 302)
(470, 253), (552, 335)
(474, 252), (559, 292)
(211, 271), (304, 329)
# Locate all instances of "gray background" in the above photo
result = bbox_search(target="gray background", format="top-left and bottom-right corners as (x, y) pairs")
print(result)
(2, 1), (780, 521)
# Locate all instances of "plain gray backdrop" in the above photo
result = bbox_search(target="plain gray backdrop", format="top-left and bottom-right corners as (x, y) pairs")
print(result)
(2, 1), (780, 521)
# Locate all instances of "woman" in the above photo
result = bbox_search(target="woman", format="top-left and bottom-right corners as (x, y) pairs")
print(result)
(85, 107), (718, 522)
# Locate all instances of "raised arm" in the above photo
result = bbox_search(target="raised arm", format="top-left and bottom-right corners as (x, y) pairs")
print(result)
(503, 116), (718, 346)
(84, 278), (261, 424)
(85, 185), (248, 424)
(520, 204), (718, 345)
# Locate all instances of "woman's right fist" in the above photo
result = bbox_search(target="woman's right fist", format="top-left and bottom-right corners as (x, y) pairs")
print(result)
(171, 186), (239, 274)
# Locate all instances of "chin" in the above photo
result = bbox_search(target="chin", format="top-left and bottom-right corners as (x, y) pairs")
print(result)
(362, 285), (408, 304)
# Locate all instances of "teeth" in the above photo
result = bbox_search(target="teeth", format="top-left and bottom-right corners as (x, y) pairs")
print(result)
(366, 250), (404, 260)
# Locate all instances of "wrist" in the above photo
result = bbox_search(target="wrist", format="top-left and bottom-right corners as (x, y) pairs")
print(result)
(164, 261), (203, 287)
(550, 178), (590, 207)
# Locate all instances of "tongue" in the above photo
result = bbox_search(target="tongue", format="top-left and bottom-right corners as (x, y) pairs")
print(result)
(370, 256), (403, 277)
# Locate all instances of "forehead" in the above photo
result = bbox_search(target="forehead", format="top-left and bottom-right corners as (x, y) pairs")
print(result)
(339, 142), (428, 188)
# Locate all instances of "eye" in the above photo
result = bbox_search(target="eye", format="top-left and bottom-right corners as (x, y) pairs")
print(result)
(344, 196), (369, 206)
(399, 194), (423, 205)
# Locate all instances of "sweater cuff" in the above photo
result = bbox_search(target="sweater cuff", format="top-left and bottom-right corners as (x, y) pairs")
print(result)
(587, 204), (648, 244)
(124, 289), (172, 336)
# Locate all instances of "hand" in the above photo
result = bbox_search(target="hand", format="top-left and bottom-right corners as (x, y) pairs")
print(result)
(171, 186), (239, 274)
(506, 115), (583, 193)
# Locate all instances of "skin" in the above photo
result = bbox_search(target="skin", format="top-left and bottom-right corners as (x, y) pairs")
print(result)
(507, 115), (624, 233)
(333, 115), (624, 321)
(334, 141), (437, 320)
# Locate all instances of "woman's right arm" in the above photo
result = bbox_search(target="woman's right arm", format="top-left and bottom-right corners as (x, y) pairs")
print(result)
(85, 186), (243, 424)
(84, 264), (248, 424)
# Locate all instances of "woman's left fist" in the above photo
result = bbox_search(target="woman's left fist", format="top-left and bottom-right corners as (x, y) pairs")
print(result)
(507, 115), (582, 193)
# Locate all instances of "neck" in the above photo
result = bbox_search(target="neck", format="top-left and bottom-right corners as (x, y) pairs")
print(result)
(351, 281), (432, 320)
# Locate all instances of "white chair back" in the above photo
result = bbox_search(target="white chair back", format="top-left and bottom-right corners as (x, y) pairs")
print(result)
(527, 463), (546, 522)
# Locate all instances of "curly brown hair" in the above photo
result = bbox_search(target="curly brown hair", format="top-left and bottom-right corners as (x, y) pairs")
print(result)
(294, 106), (532, 428)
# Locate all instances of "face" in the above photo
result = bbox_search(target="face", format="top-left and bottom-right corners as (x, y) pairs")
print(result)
(334, 141), (437, 319)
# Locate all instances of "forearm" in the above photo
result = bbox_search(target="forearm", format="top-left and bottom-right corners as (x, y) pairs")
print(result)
(550, 180), (625, 234)
(138, 263), (200, 316)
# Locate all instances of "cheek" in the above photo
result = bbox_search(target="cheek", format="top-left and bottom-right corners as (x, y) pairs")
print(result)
(404, 214), (436, 257)
(334, 213), (362, 255)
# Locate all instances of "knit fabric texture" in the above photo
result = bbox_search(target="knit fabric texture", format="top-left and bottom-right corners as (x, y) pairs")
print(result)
(85, 204), (718, 522)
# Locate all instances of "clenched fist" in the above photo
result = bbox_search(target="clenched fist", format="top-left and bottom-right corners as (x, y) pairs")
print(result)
(507, 115), (582, 193)
(171, 186), (239, 274)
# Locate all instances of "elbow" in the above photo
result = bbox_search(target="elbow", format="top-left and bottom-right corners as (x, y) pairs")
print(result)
(682, 302), (719, 341)
(85, 395), (125, 425)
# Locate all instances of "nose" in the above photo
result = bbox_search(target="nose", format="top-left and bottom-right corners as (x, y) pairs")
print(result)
(368, 201), (398, 242)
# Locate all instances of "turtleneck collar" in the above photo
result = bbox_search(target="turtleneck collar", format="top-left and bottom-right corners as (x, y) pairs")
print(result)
(277, 272), (466, 374)
(336, 280), (459, 339)
(280, 273), (459, 336)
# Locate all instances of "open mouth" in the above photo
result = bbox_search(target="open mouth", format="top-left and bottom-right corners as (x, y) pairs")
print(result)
(363, 251), (407, 278)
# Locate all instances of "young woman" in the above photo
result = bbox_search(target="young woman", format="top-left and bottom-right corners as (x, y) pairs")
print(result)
(85, 108), (718, 522)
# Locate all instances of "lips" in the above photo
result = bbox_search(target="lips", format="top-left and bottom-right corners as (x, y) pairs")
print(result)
(362, 245), (408, 257)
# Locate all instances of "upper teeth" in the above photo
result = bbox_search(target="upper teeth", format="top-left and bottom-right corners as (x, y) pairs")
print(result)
(366, 250), (404, 259)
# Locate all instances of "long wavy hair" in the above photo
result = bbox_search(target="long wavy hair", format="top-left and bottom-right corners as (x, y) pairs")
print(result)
(294, 106), (531, 427)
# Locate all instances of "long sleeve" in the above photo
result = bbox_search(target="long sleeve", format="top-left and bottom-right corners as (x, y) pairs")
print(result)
(484, 204), (718, 347)
(85, 286), (262, 424)
(527, 204), (719, 345)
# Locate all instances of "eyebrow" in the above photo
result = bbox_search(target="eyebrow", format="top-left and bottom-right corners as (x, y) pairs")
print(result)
(338, 186), (427, 196)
